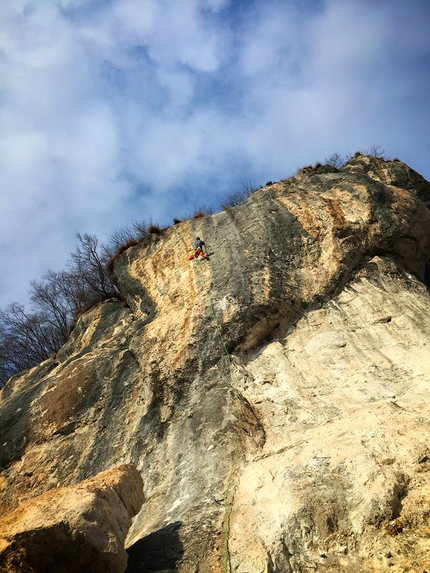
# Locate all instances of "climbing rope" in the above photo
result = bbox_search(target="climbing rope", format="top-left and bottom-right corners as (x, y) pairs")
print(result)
(190, 243), (243, 573)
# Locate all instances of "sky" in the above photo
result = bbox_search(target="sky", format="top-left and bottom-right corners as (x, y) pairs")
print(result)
(1, 0), (430, 310)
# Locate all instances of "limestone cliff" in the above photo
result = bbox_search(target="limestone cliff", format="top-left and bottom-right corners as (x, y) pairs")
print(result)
(1, 156), (430, 572)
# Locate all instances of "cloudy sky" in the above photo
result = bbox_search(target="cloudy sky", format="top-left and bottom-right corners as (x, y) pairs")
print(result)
(1, 0), (429, 310)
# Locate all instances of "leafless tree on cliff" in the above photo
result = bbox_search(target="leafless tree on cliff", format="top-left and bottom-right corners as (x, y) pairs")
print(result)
(0, 303), (64, 384)
(368, 144), (385, 158)
(220, 178), (258, 210)
(0, 234), (119, 388)
(325, 152), (345, 169)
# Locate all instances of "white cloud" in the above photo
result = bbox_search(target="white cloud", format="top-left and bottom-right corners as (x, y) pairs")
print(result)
(76, 0), (229, 73)
(0, 0), (429, 310)
(237, 3), (304, 78)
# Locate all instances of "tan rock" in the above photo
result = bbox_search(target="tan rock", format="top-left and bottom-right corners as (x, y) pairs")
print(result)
(229, 257), (430, 571)
(0, 465), (144, 573)
(0, 156), (430, 571)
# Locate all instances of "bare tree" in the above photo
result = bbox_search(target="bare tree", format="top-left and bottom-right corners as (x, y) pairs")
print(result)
(30, 272), (72, 338)
(220, 178), (258, 210)
(0, 234), (120, 388)
(108, 225), (138, 248)
(131, 220), (150, 238)
(239, 177), (258, 196)
(0, 303), (64, 385)
(69, 233), (116, 300)
(108, 220), (150, 247)
(368, 144), (385, 158)
(325, 153), (345, 169)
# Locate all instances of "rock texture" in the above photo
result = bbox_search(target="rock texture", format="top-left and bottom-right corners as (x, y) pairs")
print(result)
(0, 464), (144, 573)
(0, 156), (430, 572)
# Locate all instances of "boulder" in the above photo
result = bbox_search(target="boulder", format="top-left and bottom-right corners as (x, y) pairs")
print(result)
(0, 465), (144, 573)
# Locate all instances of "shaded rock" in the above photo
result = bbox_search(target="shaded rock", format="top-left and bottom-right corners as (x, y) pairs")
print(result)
(126, 521), (184, 573)
(0, 464), (144, 573)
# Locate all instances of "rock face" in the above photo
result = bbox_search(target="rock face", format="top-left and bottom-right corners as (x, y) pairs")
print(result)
(0, 156), (430, 572)
(0, 464), (144, 573)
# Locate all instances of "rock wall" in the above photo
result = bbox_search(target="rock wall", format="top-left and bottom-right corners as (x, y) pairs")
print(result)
(0, 156), (430, 571)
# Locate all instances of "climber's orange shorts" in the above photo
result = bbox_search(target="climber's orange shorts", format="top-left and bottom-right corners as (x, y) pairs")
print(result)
(188, 250), (205, 260)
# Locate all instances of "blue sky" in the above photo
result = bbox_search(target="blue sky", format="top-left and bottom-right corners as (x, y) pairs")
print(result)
(1, 0), (430, 309)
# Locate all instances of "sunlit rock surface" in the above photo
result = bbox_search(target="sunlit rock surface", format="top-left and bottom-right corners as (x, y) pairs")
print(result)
(1, 156), (430, 572)
(0, 464), (144, 573)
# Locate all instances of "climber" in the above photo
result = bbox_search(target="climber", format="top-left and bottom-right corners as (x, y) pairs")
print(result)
(188, 237), (208, 260)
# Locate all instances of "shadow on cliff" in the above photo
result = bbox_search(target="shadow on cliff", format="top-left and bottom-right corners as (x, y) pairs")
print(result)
(126, 521), (184, 573)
